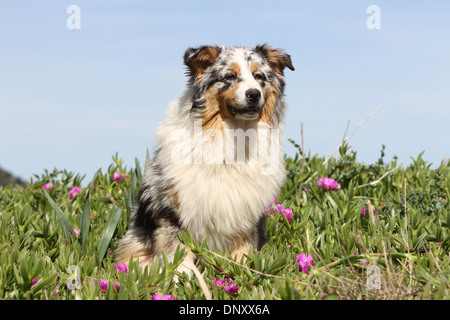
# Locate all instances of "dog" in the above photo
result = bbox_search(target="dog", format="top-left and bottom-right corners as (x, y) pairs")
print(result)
(115, 44), (294, 276)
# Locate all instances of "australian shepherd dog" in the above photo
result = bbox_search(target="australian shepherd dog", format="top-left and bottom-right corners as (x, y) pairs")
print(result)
(116, 44), (294, 276)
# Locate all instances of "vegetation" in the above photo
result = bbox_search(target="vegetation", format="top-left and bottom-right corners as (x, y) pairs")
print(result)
(0, 143), (449, 300)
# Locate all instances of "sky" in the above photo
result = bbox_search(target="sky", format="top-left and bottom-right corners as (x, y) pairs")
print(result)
(0, 1), (449, 182)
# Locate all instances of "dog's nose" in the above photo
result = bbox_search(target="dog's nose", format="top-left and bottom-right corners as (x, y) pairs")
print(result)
(245, 89), (261, 104)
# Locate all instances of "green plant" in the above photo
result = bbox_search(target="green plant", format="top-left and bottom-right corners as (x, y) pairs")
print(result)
(0, 142), (448, 300)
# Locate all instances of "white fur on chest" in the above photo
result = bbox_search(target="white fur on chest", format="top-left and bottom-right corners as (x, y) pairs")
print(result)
(170, 160), (284, 250)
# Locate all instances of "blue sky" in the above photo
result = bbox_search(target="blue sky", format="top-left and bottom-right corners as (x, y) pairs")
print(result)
(1, 1), (449, 182)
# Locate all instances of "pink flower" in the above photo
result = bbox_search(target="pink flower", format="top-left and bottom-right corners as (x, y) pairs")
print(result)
(96, 279), (109, 293)
(112, 281), (120, 292)
(213, 277), (239, 294)
(113, 172), (124, 182)
(40, 183), (53, 191)
(71, 228), (80, 237)
(69, 186), (82, 199)
(267, 202), (294, 223)
(282, 208), (293, 222)
(296, 254), (314, 274)
(151, 294), (179, 300)
(115, 263), (129, 274)
(213, 277), (227, 288)
(225, 283), (239, 294)
(317, 177), (339, 190)
(31, 278), (38, 286)
(95, 279), (120, 293)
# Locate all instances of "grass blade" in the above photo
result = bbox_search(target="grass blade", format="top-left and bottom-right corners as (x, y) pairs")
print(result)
(98, 206), (123, 263)
(80, 167), (101, 251)
(135, 157), (142, 182)
(44, 189), (73, 244)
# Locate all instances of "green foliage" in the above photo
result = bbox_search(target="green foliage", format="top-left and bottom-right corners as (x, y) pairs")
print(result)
(0, 146), (449, 300)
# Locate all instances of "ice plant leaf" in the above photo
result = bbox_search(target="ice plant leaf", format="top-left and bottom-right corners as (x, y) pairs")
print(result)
(98, 206), (123, 263)
(124, 190), (131, 226)
(44, 189), (73, 244)
(80, 190), (90, 253)
(29, 272), (57, 295)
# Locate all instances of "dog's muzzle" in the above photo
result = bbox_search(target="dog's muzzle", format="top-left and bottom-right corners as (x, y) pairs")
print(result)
(228, 89), (262, 119)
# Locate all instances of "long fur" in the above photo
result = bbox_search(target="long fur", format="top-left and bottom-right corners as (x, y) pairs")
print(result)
(115, 44), (294, 275)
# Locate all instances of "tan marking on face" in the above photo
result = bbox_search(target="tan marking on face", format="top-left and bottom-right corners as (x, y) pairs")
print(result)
(230, 63), (240, 76)
(201, 83), (242, 131)
(201, 86), (224, 131)
(259, 85), (279, 124)
(250, 61), (259, 74)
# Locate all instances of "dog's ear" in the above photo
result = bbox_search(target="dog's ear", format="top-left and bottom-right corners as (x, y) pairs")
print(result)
(184, 46), (221, 81)
(255, 44), (294, 75)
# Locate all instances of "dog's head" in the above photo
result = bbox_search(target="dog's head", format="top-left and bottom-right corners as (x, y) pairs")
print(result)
(184, 45), (294, 129)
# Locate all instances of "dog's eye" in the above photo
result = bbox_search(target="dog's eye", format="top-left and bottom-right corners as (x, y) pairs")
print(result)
(254, 73), (265, 81)
(223, 73), (236, 81)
